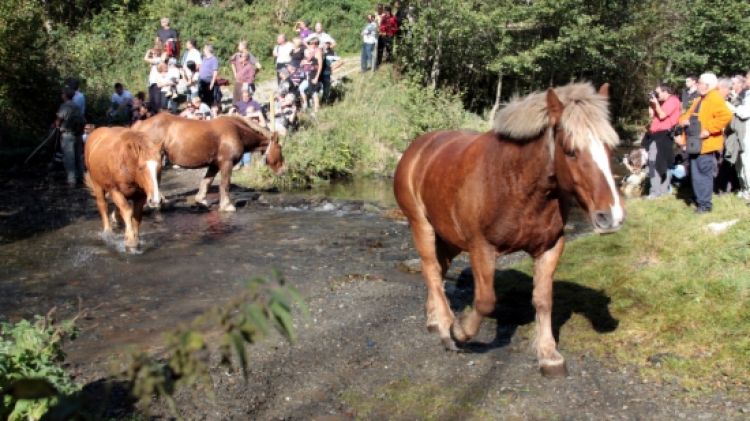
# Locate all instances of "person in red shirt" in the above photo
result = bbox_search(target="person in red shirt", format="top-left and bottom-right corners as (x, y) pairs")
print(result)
(377, 6), (399, 68)
(644, 83), (682, 198)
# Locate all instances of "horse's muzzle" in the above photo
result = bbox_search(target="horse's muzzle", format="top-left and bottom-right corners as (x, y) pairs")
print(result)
(147, 197), (162, 209)
(592, 210), (622, 234)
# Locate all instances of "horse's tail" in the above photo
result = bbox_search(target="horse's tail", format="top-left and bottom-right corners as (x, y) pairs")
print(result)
(84, 173), (95, 196)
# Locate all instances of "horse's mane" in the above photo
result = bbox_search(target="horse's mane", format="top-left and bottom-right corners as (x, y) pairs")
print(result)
(493, 82), (619, 150)
(218, 115), (273, 141)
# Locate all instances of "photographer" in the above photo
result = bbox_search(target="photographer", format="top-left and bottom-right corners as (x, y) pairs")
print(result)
(643, 84), (681, 198)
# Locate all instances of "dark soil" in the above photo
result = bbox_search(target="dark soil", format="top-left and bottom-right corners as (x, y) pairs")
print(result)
(0, 166), (747, 420)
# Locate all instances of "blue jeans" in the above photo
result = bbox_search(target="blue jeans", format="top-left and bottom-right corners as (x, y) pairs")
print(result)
(690, 152), (717, 210)
(240, 152), (252, 166)
(361, 43), (375, 71)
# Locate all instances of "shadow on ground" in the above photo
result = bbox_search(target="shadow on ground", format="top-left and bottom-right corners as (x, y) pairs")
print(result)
(449, 268), (619, 353)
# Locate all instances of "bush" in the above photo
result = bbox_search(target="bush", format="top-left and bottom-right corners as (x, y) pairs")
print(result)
(241, 66), (486, 188)
(0, 313), (79, 421)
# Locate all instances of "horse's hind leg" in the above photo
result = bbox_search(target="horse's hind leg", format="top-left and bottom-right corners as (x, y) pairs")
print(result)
(451, 242), (497, 343)
(90, 179), (111, 236)
(195, 164), (218, 207)
(217, 160), (236, 212)
(410, 222), (457, 350)
(532, 236), (566, 377)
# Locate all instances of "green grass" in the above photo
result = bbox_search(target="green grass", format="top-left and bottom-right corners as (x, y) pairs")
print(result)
(516, 194), (750, 393)
(233, 66), (487, 189)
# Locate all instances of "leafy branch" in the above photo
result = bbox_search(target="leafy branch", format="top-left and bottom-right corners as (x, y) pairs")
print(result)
(122, 272), (306, 419)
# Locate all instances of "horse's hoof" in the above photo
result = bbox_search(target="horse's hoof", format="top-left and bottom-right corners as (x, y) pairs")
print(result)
(196, 199), (209, 208)
(450, 320), (469, 343)
(441, 336), (460, 352)
(539, 360), (568, 377)
(220, 204), (236, 212)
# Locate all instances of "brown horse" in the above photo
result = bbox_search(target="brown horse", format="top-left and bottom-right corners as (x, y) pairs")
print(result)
(134, 113), (284, 212)
(393, 82), (623, 376)
(85, 127), (162, 251)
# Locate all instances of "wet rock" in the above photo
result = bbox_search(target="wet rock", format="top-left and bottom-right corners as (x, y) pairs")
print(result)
(398, 258), (422, 273)
(315, 203), (337, 212)
(362, 203), (380, 214)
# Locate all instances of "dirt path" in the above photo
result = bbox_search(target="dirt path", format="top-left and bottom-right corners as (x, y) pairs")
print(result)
(1, 166), (747, 420)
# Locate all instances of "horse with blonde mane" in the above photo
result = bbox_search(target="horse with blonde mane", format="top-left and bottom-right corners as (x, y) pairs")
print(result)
(134, 113), (284, 211)
(394, 82), (623, 376)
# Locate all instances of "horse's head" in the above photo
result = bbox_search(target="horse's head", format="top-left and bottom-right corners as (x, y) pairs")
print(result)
(263, 131), (285, 175)
(548, 84), (624, 234)
(130, 133), (163, 209)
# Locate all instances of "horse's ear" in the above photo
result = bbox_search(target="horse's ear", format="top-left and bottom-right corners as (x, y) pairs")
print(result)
(598, 83), (610, 97)
(546, 88), (563, 126)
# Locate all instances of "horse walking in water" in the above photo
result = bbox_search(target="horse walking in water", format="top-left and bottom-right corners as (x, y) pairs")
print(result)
(134, 114), (284, 212)
(85, 127), (163, 251)
(393, 83), (623, 376)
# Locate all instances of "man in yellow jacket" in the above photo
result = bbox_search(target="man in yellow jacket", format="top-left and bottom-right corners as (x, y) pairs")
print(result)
(679, 72), (733, 213)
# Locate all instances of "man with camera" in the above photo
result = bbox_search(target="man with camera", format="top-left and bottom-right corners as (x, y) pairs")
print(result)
(678, 72), (733, 213)
(644, 84), (681, 198)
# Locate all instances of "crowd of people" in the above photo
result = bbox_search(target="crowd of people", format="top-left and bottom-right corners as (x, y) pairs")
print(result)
(635, 71), (750, 213)
(51, 3), (414, 185)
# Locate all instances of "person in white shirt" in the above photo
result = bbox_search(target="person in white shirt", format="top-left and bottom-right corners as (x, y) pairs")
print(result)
(305, 22), (336, 49)
(273, 34), (294, 84)
(181, 38), (202, 71)
(107, 82), (133, 124)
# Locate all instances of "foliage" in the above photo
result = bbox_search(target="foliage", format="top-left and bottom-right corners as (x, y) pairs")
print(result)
(0, 0), (60, 146)
(0, 311), (80, 421)
(123, 273), (305, 419)
(512, 194), (750, 392)
(235, 66), (485, 188)
(399, 0), (750, 130)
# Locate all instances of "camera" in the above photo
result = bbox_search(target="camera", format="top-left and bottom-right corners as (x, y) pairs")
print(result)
(647, 91), (657, 101)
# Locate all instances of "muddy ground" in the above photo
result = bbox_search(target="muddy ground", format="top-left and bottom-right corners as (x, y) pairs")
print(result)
(0, 166), (747, 420)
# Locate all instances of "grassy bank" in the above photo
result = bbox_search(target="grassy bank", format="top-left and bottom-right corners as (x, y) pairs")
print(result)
(234, 66), (487, 189)
(512, 195), (749, 393)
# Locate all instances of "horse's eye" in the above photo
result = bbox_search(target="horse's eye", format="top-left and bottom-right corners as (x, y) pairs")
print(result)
(565, 150), (576, 158)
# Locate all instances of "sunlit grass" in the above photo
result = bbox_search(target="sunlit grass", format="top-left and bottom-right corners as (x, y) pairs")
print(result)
(526, 195), (750, 394)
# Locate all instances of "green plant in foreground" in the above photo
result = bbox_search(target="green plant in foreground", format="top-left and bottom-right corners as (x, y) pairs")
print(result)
(123, 273), (306, 420)
(0, 310), (80, 421)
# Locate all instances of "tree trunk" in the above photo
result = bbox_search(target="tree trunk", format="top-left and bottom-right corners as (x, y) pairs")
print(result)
(430, 30), (442, 89)
(490, 70), (504, 121)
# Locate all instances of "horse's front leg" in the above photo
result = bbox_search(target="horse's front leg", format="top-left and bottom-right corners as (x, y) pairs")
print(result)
(195, 164), (218, 207)
(532, 236), (567, 377)
(451, 243), (496, 343)
(218, 160), (236, 212)
(131, 195), (146, 237)
(110, 190), (137, 251)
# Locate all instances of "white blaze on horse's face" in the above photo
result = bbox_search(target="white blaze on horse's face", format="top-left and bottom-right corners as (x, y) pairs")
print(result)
(588, 135), (624, 228)
(146, 160), (161, 207)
